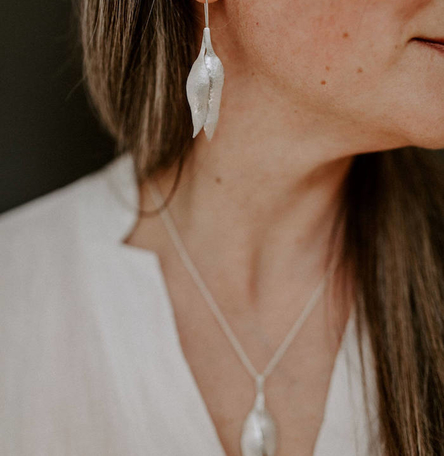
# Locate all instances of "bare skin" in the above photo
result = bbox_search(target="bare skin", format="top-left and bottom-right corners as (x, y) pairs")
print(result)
(125, 0), (444, 454)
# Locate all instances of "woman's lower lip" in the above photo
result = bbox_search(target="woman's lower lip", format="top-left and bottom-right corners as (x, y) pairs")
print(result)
(413, 39), (444, 55)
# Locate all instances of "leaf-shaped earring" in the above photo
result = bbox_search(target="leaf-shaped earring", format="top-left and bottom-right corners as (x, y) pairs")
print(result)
(186, 36), (210, 138)
(186, 0), (225, 141)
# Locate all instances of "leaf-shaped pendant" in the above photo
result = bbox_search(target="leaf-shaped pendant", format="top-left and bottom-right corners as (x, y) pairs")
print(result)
(186, 27), (225, 141)
(240, 377), (277, 456)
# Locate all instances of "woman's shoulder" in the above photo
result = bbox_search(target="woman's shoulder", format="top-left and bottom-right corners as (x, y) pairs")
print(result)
(2, 154), (134, 238)
(1, 170), (97, 246)
(0, 153), (138, 289)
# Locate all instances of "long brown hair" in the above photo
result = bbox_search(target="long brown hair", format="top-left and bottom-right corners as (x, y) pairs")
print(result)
(73, 1), (444, 453)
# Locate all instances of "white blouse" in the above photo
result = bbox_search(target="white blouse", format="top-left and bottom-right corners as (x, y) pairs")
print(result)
(0, 153), (382, 456)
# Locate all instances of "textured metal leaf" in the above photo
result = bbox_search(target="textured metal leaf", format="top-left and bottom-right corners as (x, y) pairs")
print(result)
(240, 392), (277, 456)
(186, 27), (224, 141)
(186, 35), (210, 138)
(202, 28), (225, 141)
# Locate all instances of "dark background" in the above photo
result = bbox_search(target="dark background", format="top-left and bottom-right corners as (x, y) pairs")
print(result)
(0, 0), (115, 214)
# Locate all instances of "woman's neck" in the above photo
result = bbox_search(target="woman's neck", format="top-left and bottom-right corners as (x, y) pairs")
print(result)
(132, 78), (370, 313)
(137, 153), (352, 314)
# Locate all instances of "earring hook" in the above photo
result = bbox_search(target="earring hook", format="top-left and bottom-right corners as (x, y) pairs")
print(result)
(204, 0), (209, 28)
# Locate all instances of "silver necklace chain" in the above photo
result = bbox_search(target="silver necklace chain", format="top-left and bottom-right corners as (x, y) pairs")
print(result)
(147, 179), (338, 455)
(147, 180), (336, 381)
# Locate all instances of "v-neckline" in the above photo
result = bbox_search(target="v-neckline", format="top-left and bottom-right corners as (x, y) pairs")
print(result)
(105, 153), (372, 455)
(129, 245), (357, 456)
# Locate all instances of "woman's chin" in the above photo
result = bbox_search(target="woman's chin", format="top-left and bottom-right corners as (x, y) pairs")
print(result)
(408, 129), (444, 150)
(392, 116), (444, 151)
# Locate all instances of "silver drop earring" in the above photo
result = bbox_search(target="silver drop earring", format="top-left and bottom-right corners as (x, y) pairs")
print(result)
(186, 0), (225, 141)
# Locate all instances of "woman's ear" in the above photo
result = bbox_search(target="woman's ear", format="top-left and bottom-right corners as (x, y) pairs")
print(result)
(194, 0), (219, 3)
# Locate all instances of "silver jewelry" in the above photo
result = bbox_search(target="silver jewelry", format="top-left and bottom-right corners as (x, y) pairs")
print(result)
(186, 0), (225, 141)
(148, 181), (336, 456)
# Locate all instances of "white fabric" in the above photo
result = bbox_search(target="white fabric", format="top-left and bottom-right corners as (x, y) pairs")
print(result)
(0, 154), (382, 456)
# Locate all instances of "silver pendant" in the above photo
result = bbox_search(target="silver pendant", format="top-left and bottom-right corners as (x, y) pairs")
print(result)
(186, 27), (225, 141)
(240, 376), (277, 456)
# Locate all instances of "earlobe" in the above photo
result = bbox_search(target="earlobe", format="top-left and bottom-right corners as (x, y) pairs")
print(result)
(195, 0), (219, 3)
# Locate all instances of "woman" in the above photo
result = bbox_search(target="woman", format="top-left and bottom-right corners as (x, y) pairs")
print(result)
(1, 0), (444, 455)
